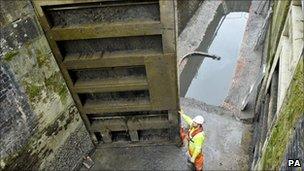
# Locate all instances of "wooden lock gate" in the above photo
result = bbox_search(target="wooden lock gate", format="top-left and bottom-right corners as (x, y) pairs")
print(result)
(33, 0), (180, 147)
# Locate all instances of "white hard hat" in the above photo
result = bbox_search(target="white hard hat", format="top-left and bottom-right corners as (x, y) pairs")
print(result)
(193, 115), (204, 125)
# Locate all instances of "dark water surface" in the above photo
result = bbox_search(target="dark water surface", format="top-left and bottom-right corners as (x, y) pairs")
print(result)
(180, 1), (250, 106)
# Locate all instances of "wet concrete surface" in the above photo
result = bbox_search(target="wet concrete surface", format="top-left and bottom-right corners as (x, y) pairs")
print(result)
(185, 12), (249, 106)
(177, 0), (222, 60)
(179, 0), (251, 102)
(179, 0), (223, 97)
(85, 145), (188, 170)
(85, 98), (251, 170)
(224, 1), (267, 110)
(181, 98), (252, 170)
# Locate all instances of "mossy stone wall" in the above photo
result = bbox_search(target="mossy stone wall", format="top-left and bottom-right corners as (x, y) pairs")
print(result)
(0, 0), (93, 169)
(253, 0), (304, 169)
(259, 59), (304, 169)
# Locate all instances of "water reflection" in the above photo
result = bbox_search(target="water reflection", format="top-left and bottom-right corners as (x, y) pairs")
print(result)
(180, 1), (251, 106)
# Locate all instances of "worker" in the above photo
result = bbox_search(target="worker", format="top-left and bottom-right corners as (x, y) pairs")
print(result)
(179, 109), (205, 171)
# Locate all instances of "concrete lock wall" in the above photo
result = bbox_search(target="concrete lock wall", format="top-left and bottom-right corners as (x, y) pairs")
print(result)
(252, 0), (304, 170)
(176, 0), (202, 35)
(0, 1), (93, 170)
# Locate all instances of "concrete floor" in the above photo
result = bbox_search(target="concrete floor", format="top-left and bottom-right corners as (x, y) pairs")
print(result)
(85, 98), (251, 170)
(82, 0), (266, 170)
(180, 98), (252, 170)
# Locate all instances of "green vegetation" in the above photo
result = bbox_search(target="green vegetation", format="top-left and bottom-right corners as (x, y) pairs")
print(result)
(45, 72), (68, 103)
(36, 49), (47, 68)
(23, 81), (43, 102)
(261, 60), (304, 170)
(267, 0), (290, 67)
(58, 86), (68, 103)
(1, 140), (40, 170)
(4, 51), (19, 61)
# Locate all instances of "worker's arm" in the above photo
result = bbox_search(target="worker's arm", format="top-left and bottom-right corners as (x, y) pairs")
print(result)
(179, 110), (193, 126)
(191, 133), (205, 162)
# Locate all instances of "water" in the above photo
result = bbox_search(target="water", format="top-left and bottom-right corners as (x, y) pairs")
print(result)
(182, 6), (249, 106)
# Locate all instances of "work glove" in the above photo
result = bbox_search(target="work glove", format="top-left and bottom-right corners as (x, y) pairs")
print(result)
(179, 109), (185, 115)
(190, 157), (195, 163)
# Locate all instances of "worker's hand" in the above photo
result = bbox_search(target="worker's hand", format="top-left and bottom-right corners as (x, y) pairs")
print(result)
(179, 109), (185, 116)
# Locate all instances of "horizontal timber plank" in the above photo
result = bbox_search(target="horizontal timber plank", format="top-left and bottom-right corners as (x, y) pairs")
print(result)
(74, 76), (148, 93)
(34, 0), (118, 6)
(63, 50), (162, 69)
(90, 117), (128, 132)
(96, 140), (177, 148)
(50, 21), (162, 40)
(89, 114), (170, 131)
(127, 115), (170, 130)
(35, 0), (158, 8)
(83, 99), (151, 113)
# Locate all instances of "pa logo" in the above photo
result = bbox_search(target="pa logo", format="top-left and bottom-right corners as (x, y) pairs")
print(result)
(288, 159), (301, 167)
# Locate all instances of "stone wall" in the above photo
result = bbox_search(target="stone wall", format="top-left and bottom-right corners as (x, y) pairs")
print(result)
(0, 0), (93, 169)
(258, 59), (304, 170)
(280, 118), (304, 170)
(251, 0), (304, 170)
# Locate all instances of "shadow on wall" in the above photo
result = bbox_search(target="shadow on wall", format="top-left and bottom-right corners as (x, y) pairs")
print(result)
(177, 0), (203, 35)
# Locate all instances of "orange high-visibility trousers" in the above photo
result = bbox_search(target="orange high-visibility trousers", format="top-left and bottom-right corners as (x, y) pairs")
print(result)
(180, 127), (204, 171)
(192, 153), (204, 171)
